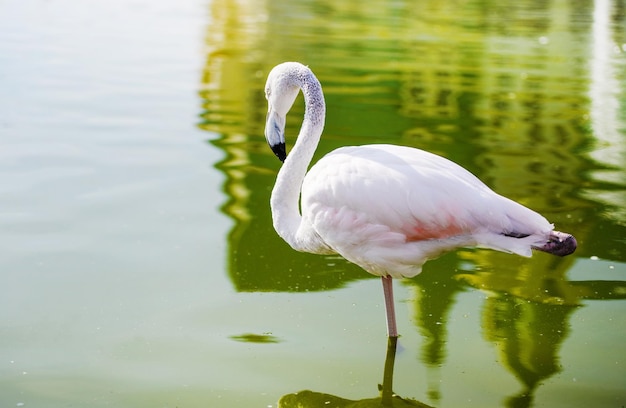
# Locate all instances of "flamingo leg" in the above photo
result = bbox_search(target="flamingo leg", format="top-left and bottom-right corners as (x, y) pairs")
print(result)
(380, 335), (398, 405)
(381, 275), (398, 338)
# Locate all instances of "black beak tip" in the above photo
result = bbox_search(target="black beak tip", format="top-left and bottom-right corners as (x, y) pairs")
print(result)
(271, 142), (287, 162)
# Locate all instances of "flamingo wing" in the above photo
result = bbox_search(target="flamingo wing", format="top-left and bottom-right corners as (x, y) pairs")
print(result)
(299, 144), (553, 278)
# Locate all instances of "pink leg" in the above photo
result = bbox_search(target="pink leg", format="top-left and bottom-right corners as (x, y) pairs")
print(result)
(381, 276), (398, 338)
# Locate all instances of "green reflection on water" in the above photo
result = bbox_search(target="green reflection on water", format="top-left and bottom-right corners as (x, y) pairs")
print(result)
(200, 0), (625, 291)
(230, 332), (281, 343)
(199, 0), (626, 406)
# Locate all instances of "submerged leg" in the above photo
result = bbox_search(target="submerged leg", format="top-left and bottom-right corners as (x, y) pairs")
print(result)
(381, 276), (398, 338)
(380, 336), (398, 406)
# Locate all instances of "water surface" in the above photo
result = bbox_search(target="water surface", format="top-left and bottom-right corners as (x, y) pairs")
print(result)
(1, 0), (625, 407)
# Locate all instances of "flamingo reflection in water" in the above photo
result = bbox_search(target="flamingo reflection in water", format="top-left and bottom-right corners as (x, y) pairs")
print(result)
(263, 62), (576, 338)
(278, 337), (434, 408)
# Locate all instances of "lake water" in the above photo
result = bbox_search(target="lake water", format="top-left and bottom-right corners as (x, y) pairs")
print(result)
(1, 0), (625, 407)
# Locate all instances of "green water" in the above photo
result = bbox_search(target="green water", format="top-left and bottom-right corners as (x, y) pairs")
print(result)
(1, 0), (625, 407)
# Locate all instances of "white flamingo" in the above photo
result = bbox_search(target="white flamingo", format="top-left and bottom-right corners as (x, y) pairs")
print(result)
(264, 62), (576, 338)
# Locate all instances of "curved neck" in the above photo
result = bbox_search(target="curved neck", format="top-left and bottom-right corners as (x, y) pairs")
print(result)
(270, 70), (325, 250)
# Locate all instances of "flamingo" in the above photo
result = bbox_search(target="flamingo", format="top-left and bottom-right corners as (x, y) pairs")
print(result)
(263, 62), (576, 338)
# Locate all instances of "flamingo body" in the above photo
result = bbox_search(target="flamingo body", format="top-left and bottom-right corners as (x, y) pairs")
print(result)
(263, 62), (576, 337)
(300, 144), (554, 279)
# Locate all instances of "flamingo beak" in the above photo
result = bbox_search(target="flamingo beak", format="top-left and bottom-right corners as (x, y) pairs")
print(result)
(265, 108), (287, 162)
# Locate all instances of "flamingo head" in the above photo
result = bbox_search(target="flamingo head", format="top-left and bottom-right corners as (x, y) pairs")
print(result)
(264, 63), (304, 162)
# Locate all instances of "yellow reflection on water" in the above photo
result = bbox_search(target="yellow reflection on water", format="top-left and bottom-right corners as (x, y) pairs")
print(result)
(198, 0), (626, 406)
(197, 0), (626, 289)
